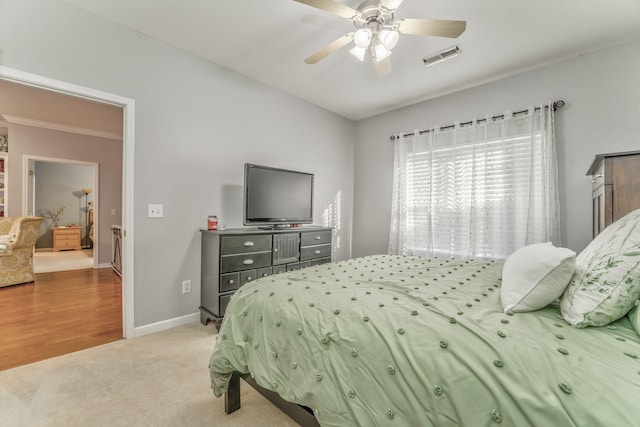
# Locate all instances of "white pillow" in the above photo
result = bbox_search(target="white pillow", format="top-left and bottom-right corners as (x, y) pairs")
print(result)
(501, 242), (576, 313)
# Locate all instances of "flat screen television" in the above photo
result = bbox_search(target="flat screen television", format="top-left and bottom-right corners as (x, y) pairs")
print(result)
(243, 163), (314, 227)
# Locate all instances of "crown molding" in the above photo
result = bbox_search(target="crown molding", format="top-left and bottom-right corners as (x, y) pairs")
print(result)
(0, 114), (121, 140)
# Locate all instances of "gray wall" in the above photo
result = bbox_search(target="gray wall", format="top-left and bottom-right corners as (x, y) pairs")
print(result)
(353, 38), (640, 258)
(0, 0), (355, 327)
(34, 161), (94, 249)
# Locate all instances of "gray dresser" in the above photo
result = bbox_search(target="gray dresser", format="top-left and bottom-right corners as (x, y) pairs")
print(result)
(200, 227), (332, 327)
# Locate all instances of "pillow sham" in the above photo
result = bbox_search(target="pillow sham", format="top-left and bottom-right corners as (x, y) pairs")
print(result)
(501, 242), (576, 313)
(629, 302), (640, 337)
(560, 208), (640, 327)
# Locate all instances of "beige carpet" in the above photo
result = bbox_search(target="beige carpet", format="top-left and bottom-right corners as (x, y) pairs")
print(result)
(33, 249), (94, 273)
(0, 322), (296, 427)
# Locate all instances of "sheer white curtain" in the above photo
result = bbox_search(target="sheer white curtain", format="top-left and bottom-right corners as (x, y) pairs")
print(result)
(389, 102), (560, 260)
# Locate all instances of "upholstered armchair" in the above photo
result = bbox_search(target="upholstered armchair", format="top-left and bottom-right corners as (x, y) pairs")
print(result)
(0, 216), (43, 287)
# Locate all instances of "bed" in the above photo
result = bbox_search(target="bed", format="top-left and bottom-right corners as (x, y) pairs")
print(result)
(209, 210), (640, 426)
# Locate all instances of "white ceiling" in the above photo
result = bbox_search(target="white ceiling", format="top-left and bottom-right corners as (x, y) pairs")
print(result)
(64, 0), (640, 121)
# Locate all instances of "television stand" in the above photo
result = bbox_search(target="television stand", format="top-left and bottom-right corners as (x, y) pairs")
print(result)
(199, 226), (332, 326)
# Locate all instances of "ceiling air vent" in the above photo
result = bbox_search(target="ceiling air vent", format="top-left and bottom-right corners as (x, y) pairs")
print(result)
(423, 46), (461, 67)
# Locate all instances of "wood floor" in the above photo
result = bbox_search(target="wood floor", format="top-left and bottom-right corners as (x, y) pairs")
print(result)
(0, 267), (122, 371)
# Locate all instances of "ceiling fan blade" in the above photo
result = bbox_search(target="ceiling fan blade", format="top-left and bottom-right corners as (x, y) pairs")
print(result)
(293, 0), (361, 20)
(374, 57), (392, 77)
(304, 33), (354, 64)
(397, 18), (467, 38)
(379, 0), (405, 12)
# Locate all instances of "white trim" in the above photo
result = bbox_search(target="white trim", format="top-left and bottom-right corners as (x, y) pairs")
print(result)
(0, 65), (135, 339)
(0, 153), (8, 215)
(133, 312), (201, 338)
(2, 114), (121, 140)
(98, 262), (111, 269)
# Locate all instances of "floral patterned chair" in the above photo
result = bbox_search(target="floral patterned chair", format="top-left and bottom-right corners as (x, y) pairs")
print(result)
(0, 216), (43, 287)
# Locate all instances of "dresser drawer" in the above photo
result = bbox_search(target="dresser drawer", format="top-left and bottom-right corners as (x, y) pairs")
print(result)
(221, 251), (272, 273)
(301, 230), (332, 246)
(301, 244), (331, 261)
(56, 234), (79, 241)
(240, 270), (258, 286)
(55, 229), (80, 236)
(273, 264), (286, 275)
(221, 235), (272, 255)
(311, 257), (331, 266)
(257, 267), (273, 279)
(219, 294), (233, 317)
(220, 272), (240, 293)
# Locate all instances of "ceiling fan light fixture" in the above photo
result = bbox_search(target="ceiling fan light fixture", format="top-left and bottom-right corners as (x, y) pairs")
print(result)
(350, 46), (367, 62)
(378, 29), (399, 50)
(373, 43), (392, 62)
(353, 28), (373, 48)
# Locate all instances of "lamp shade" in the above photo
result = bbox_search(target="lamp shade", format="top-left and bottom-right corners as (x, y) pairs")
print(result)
(353, 28), (372, 48)
(350, 46), (366, 62)
(82, 188), (92, 195)
(374, 43), (392, 62)
(379, 29), (399, 50)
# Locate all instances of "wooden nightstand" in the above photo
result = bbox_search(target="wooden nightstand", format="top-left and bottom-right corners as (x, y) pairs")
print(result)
(52, 226), (82, 252)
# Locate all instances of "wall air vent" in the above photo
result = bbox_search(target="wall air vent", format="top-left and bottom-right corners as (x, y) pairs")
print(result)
(423, 46), (461, 67)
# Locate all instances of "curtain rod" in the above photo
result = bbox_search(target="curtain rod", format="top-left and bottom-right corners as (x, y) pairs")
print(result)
(389, 100), (565, 141)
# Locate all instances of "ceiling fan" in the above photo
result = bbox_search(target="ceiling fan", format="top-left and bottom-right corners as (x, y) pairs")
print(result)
(294, 0), (466, 75)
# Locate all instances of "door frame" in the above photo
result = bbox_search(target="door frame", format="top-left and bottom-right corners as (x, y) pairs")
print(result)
(0, 65), (136, 339)
(24, 155), (99, 268)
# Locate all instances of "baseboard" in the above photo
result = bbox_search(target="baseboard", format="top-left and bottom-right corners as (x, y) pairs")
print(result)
(97, 262), (111, 269)
(133, 312), (200, 338)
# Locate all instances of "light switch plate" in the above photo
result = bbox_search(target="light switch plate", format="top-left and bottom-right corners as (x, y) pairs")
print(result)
(148, 204), (163, 218)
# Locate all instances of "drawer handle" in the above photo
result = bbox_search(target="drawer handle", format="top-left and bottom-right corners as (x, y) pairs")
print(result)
(228, 280), (234, 285)
(243, 259), (254, 265)
(314, 235), (321, 240)
(247, 276), (252, 281)
(244, 241), (254, 247)
(314, 250), (321, 254)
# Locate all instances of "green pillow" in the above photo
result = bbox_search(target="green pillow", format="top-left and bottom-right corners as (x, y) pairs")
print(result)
(560, 208), (640, 327)
(629, 302), (640, 336)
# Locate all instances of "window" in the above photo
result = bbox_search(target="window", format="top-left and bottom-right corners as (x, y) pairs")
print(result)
(389, 104), (560, 260)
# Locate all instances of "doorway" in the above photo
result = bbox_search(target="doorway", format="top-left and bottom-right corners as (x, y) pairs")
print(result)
(26, 156), (98, 273)
(0, 65), (135, 338)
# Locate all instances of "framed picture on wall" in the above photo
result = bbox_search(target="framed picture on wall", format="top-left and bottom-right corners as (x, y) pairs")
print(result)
(0, 135), (7, 153)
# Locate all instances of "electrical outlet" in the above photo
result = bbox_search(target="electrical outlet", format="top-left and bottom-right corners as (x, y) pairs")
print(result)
(182, 280), (192, 294)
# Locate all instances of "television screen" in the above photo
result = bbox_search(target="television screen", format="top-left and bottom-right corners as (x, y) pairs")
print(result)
(243, 163), (314, 226)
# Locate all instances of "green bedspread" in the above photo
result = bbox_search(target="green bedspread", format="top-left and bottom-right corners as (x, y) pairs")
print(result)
(210, 255), (640, 426)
